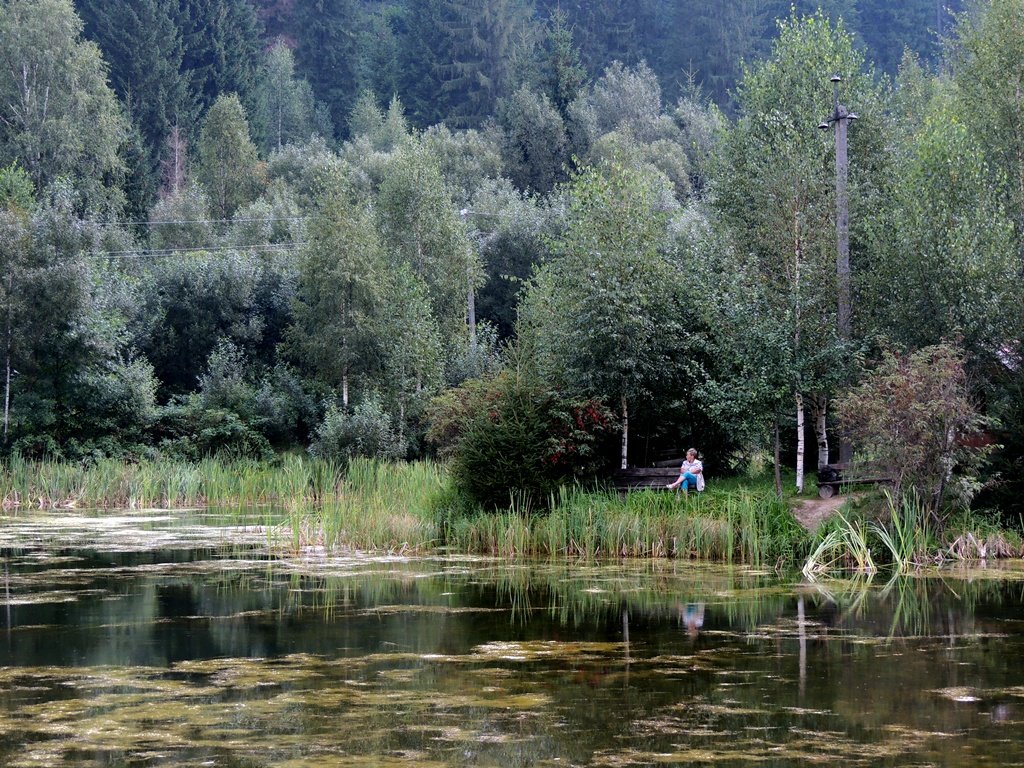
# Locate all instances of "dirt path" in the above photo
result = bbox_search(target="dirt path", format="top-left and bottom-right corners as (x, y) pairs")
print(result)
(791, 494), (849, 531)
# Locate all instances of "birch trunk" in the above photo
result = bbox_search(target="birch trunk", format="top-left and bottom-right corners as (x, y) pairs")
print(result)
(795, 392), (805, 494)
(467, 278), (476, 350)
(792, 208), (805, 495)
(620, 393), (629, 470)
(3, 348), (10, 443)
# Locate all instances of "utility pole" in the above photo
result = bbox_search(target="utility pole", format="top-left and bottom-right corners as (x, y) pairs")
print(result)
(819, 75), (857, 341)
(819, 75), (858, 463)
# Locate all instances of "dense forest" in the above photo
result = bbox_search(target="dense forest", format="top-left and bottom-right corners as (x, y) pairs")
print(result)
(1, 0), (1021, 517)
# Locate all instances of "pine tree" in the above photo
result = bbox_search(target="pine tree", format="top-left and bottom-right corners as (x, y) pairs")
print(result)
(175, 0), (263, 113)
(290, 0), (361, 138)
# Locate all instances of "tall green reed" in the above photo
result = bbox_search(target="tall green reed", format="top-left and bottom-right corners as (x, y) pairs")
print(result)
(0, 455), (345, 510)
(871, 490), (933, 572)
(442, 485), (808, 564)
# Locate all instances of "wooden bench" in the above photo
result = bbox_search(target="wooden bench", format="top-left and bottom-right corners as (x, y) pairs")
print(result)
(816, 462), (891, 499)
(612, 466), (683, 491)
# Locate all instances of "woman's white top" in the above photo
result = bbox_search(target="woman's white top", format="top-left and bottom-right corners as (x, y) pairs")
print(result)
(680, 459), (705, 492)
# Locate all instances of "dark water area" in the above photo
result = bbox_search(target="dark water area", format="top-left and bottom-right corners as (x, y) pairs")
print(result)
(3, 511), (1024, 767)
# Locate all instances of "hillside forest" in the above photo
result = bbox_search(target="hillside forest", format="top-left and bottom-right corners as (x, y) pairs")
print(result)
(1, 0), (1021, 518)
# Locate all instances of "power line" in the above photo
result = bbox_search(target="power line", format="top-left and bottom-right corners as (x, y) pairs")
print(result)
(91, 215), (308, 228)
(85, 242), (307, 259)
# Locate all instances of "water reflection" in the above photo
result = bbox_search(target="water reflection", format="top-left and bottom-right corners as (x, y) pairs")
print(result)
(2, 510), (1024, 766)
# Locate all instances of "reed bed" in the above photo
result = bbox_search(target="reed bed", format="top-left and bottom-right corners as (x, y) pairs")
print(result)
(0, 453), (343, 510)
(3, 454), (814, 565)
(288, 458), (446, 553)
(443, 485), (808, 565)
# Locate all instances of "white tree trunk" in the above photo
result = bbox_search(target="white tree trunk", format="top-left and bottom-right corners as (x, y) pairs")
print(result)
(620, 393), (629, 470)
(795, 392), (805, 494)
(3, 347), (10, 443)
(342, 372), (349, 408)
(467, 265), (477, 351)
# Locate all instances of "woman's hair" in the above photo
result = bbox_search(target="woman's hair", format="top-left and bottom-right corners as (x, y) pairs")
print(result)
(687, 448), (697, 457)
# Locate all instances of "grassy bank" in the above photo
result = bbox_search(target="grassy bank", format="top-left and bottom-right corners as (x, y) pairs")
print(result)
(5, 456), (1018, 570)
(442, 485), (807, 565)
(297, 461), (810, 566)
(0, 455), (809, 564)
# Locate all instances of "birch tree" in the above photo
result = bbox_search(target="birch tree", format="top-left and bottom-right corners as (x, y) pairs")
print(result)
(713, 11), (879, 491)
(0, 0), (127, 209)
(520, 160), (684, 469)
(287, 191), (386, 407)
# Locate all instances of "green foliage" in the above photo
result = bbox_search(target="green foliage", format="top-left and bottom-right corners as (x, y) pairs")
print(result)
(133, 251), (285, 397)
(466, 178), (550, 339)
(252, 41), (330, 154)
(837, 341), (988, 522)
(290, 0), (360, 138)
(196, 93), (262, 218)
(348, 92), (412, 153)
(0, 163), (35, 212)
(76, 0), (192, 206)
(147, 182), (213, 250)
(418, 123), (503, 204)
(950, 0), (1024, 242)
(175, 0), (263, 113)
(445, 369), (616, 510)
(521, 159), (698, 467)
(861, 79), (1019, 354)
(375, 140), (480, 340)
(154, 399), (272, 461)
(310, 394), (406, 465)
(0, 0), (128, 210)
(2, 184), (143, 458)
(286, 188), (387, 398)
(539, 8), (586, 117)
(974, 366), (1024, 522)
(497, 87), (569, 194)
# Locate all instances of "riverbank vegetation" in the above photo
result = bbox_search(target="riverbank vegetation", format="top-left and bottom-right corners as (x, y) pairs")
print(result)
(5, 452), (1019, 574)
(2, 1), (1023, 568)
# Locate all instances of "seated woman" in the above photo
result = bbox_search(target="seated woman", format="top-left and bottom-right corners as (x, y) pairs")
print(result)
(666, 448), (704, 495)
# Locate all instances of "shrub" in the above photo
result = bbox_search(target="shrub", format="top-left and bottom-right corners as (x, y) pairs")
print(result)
(309, 394), (405, 464)
(154, 400), (273, 461)
(445, 371), (617, 511)
(837, 341), (988, 526)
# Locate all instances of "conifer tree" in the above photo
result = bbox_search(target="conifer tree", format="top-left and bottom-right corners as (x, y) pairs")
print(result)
(291, 0), (361, 138)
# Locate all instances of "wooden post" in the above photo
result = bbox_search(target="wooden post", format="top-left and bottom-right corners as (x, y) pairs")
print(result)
(835, 108), (851, 342)
(820, 76), (857, 464)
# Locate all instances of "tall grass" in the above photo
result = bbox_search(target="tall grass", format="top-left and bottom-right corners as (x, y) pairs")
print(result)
(870, 490), (934, 572)
(289, 458), (446, 553)
(802, 490), (950, 577)
(0, 454), (343, 510)
(802, 511), (876, 578)
(442, 485), (808, 565)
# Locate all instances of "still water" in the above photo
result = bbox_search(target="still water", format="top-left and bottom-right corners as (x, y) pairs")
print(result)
(2, 511), (1024, 767)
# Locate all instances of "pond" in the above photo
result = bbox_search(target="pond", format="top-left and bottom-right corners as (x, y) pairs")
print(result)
(2, 510), (1024, 767)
